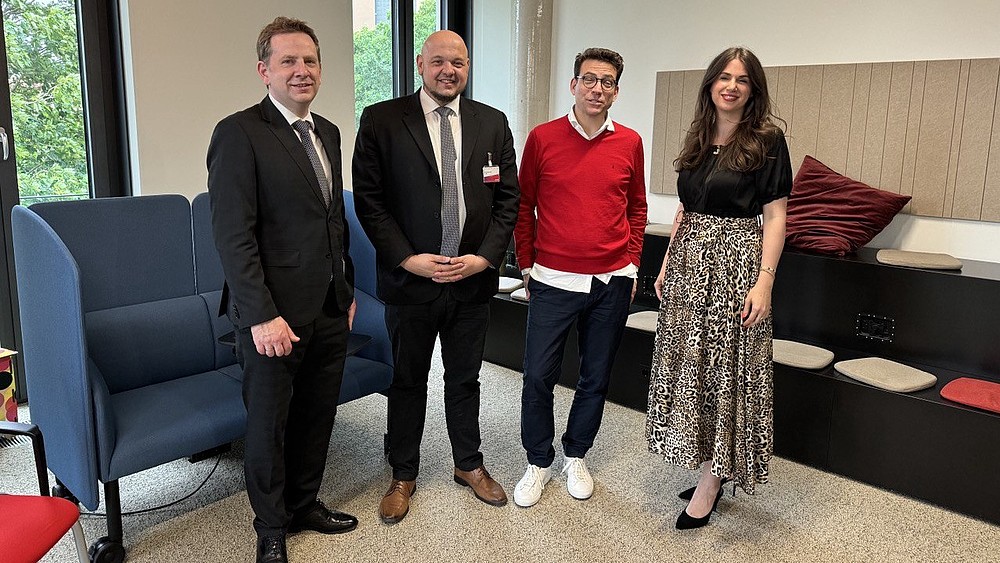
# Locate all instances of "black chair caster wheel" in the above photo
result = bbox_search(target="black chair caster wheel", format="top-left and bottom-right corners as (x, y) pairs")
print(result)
(89, 536), (125, 563)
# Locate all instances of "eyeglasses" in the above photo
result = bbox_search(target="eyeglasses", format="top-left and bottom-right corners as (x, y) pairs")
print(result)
(575, 74), (617, 91)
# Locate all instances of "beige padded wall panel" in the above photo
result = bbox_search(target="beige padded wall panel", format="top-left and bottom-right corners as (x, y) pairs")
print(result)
(649, 72), (672, 195)
(952, 59), (998, 219)
(880, 62), (914, 195)
(789, 66), (823, 170)
(816, 65), (855, 175)
(650, 57), (1000, 221)
(943, 60), (971, 216)
(846, 64), (870, 179)
(860, 63), (893, 189)
(911, 60), (960, 217)
(900, 61), (927, 210)
(986, 73), (1000, 221)
(773, 67), (798, 173)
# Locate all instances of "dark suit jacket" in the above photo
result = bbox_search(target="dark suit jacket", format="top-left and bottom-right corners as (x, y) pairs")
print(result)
(207, 96), (354, 329)
(352, 92), (519, 305)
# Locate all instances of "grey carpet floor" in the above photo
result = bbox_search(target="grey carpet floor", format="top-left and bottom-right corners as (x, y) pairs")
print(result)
(4, 348), (999, 563)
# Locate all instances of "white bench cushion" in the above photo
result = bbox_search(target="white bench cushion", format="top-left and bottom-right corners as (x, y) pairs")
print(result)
(625, 310), (658, 333)
(645, 223), (673, 237)
(876, 249), (962, 270)
(834, 357), (937, 393)
(510, 287), (529, 302)
(772, 339), (835, 370)
(498, 276), (524, 293)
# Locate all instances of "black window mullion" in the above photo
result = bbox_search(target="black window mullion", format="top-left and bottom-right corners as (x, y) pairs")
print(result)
(392, 0), (416, 97)
(77, 0), (131, 198)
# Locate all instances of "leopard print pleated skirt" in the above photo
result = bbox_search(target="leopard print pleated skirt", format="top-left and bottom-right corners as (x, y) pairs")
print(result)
(646, 211), (773, 494)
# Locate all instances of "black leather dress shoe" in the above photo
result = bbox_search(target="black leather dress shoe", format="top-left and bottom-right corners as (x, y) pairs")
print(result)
(256, 535), (287, 563)
(288, 500), (358, 535)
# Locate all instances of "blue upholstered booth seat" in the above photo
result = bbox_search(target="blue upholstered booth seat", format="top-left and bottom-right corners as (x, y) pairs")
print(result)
(107, 371), (244, 480)
(12, 192), (393, 547)
(85, 296), (216, 393)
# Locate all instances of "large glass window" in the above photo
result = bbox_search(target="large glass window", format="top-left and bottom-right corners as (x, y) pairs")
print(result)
(352, 0), (442, 127)
(2, 0), (88, 204)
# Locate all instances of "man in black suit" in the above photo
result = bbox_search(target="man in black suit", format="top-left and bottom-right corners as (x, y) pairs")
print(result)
(207, 17), (357, 563)
(353, 30), (519, 524)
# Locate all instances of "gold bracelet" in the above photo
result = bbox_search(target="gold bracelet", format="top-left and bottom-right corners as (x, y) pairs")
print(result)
(760, 266), (776, 278)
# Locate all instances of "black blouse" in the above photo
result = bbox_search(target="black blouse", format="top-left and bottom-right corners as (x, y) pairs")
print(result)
(677, 134), (792, 218)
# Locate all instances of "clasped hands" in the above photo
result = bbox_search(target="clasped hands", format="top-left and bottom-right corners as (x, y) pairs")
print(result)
(402, 253), (490, 283)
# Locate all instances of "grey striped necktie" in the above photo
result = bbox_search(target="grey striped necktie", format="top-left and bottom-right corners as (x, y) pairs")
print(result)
(435, 106), (460, 257)
(292, 119), (331, 208)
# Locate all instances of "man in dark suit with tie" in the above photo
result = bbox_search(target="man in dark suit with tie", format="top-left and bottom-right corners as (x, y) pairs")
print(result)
(352, 30), (519, 524)
(207, 17), (357, 563)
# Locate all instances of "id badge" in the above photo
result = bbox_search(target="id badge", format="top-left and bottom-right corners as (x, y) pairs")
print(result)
(482, 152), (500, 183)
(482, 165), (500, 183)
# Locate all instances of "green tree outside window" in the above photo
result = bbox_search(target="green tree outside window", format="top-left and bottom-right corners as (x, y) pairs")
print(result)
(2, 0), (89, 203)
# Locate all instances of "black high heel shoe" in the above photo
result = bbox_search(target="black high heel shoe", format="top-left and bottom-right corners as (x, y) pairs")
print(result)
(675, 485), (725, 530)
(677, 478), (730, 500)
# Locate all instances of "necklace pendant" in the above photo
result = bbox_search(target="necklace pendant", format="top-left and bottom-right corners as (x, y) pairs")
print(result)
(712, 145), (721, 155)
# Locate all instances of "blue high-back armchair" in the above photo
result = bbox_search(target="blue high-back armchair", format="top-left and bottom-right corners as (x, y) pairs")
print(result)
(11, 195), (246, 562)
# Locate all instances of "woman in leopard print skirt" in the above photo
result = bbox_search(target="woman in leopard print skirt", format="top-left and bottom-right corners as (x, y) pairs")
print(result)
(646, 46), (792, 530)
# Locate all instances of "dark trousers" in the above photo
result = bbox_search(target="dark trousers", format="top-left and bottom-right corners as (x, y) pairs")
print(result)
(385, 288), (489, 481)
(236, 308), (348, 537)
(521, 276), (632, 468)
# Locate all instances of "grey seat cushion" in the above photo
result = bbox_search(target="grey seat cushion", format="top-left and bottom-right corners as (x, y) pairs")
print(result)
(773, 339), (834, 370)
(625, 311), (658, 333)
(498, 276), (524, 293)
(834, 357), (937, 392)
(876, 249), (962, 270)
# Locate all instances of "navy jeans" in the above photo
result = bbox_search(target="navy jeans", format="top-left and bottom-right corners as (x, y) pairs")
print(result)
(520, 275), (632, 468)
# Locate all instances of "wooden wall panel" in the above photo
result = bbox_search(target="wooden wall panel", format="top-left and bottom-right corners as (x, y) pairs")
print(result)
(651, 57), (1000, 222)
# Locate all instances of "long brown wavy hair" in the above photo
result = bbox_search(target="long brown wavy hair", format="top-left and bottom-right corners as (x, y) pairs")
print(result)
(674, 47), (785, 173)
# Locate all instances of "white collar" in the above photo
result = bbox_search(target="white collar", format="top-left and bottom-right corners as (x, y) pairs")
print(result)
(420, 88), (462, 117)
(269, 93), (314, 128)
(567, 106), (615, 140)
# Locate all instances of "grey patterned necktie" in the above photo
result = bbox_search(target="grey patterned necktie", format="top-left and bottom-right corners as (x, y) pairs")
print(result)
(292, 120), (331, 208)
(435, 106), (460, 257)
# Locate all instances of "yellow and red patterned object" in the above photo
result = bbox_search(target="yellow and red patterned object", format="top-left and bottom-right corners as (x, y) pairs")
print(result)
(0, 349), (18, 422)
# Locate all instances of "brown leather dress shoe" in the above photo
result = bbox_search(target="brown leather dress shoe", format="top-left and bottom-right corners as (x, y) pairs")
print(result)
(453, 465), (508, 507)
(379, 479), (416, 524)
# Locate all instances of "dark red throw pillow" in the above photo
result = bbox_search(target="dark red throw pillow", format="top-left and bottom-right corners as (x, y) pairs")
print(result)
(784, 155), (911, 256)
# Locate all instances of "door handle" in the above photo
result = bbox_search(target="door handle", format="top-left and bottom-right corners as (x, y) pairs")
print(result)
(0, 126), (8, 161)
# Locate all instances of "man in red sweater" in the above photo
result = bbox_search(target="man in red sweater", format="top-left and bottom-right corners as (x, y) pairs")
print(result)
(513, 47), (647, 508)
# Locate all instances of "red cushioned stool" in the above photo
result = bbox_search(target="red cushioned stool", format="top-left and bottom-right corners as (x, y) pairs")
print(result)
(0, 421), (88, 563)
(941, 377), (1000, 414)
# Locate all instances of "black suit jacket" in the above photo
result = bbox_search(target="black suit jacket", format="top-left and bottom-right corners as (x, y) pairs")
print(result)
(352, 92), (519, 305)
(207, 96), (354, 329)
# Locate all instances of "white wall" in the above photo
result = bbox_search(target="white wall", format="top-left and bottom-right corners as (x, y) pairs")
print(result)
(522, 0), (1000, 263)
(121, 0), (356, 199)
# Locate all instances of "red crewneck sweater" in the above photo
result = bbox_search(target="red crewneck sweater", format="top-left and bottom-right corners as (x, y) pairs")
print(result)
(515, 116), (647, 274)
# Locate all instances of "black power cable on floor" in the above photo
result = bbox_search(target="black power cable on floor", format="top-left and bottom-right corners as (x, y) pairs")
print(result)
(80, 454), (223, 518)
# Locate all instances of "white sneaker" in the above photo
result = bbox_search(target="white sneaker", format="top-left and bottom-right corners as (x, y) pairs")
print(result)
(562, 457), (593, 500)
(513, 464), (552, 507)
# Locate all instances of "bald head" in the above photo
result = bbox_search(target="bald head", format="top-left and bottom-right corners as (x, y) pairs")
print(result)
(417, 30), (470, 105)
